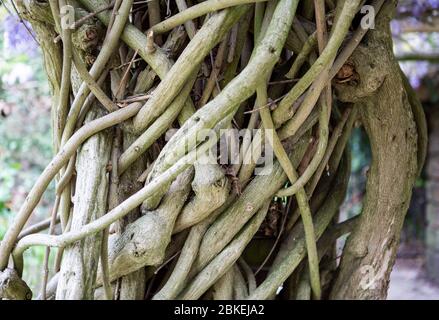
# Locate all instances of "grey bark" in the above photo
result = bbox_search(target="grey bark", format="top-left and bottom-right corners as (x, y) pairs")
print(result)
(99, 169), (193, 283)
(330, 1), (419, 299)
(56, 107), (112, 300)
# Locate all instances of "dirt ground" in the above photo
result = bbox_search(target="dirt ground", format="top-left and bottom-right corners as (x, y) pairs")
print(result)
(388, 257), (439, 300)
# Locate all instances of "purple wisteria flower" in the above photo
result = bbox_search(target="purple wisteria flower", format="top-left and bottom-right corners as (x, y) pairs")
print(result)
(2, 15), (38, 55)
(398, 0), (439, 17)
(393, 0), (439, 88)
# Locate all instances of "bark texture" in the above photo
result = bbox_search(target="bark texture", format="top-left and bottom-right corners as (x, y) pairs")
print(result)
(3, 0), (427, 301)
(330, 1), (419, 299)
(56, 107), (112, 299)
(0, 268), (32, 300)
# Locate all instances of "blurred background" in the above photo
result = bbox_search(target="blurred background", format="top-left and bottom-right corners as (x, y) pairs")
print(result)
(0, 0), (439, 299)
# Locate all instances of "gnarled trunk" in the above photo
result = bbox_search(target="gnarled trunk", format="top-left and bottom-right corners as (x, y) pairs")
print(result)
(0, 0), (426, 301)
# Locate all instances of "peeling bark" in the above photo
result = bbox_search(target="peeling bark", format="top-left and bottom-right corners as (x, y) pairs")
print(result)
(56, 107), (112, 300)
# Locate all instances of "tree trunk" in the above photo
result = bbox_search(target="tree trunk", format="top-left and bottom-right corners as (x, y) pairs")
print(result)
(330, 1), (419, 299)
(0, 0), (426, 301)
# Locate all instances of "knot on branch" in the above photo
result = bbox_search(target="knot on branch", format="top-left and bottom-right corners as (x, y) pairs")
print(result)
(174, 162), (230, 233)
(334, 45), (390, 104)
(72, 8), (104, 66)
(0, 268), (32, 300)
